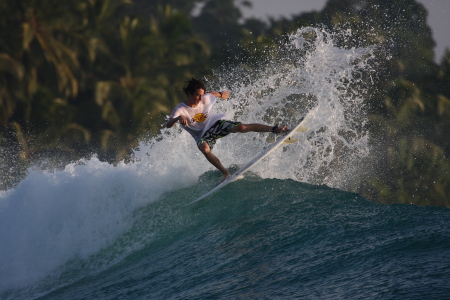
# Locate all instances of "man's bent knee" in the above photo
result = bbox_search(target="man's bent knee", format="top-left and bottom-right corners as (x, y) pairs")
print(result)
(198, 142), (210, 154)
(230, 124), (247, 133)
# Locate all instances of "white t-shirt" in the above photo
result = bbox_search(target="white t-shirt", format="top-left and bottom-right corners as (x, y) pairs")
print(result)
(170, 93), (224, 142)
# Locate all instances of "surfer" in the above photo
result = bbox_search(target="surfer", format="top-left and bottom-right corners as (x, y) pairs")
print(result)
(165, 78), (287, 181)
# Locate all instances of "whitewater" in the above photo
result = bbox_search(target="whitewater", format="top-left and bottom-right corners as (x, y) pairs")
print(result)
(1, 27), (449, 299)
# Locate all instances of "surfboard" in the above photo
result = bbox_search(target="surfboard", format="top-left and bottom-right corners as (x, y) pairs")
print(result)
(185, 117), (309, 206)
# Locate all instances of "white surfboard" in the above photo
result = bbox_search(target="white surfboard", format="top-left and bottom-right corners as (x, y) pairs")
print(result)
(185, 117), (309, 206)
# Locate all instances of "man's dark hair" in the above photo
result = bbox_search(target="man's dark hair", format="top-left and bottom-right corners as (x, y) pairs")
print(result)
(183, 77), (206, 96)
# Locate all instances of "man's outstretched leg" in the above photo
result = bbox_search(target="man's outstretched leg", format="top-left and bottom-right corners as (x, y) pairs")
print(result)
(198, 123), (287, 182)
(198, 142), (231, 182)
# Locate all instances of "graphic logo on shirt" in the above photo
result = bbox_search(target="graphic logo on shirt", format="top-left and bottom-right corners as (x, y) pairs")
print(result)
(193, 113), (207, 122)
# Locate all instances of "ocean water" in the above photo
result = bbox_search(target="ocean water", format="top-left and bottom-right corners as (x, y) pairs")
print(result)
(1, 27), (450, 299)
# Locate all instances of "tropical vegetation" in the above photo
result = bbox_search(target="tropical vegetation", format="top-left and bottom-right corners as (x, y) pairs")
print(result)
(0, 0), (449, 207)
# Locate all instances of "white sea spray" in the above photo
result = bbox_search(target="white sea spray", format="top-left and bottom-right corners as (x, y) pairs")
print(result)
(0, 27), (377, 294)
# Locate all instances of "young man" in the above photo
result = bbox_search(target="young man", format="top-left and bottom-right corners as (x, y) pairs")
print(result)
(165, 78), (287, 181)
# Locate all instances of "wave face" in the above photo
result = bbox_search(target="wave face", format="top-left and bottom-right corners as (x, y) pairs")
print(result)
(1, 28), (449, 299)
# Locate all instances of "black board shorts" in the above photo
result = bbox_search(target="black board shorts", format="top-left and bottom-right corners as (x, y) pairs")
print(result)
(197, 120), (241, 149)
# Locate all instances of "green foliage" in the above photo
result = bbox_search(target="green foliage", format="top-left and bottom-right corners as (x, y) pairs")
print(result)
(367, 81), (450, 207)
(0, 0), (211, 169)
(0, 0), (449, 208)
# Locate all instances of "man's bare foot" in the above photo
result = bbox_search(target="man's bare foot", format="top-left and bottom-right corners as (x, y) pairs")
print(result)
(222, 172), (231, 182)
(272, 125), (289, 134)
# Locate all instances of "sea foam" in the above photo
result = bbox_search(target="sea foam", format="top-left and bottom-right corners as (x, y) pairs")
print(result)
(0, 27), (377, 293)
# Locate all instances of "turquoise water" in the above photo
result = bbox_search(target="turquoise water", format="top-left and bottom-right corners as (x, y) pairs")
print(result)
(2, 174), (450, 299)
(2, 27), (449, 299)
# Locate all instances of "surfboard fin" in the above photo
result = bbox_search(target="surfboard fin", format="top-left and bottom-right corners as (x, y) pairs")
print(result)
(235, 175), (245, 180)
(295, 126), (309, 133)
(283, 137), (299, 144)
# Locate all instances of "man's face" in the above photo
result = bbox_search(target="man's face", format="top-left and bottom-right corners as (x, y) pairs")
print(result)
(188, 88), (205, 105)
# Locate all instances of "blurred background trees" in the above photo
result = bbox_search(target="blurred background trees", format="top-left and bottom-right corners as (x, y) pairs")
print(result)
(0, 0), (448, 207)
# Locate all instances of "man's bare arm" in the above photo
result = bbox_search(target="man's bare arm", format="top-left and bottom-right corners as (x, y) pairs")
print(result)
(164, 115), (188, 128)
(210, 91), (230, 100)
(164, 117), (179, 128)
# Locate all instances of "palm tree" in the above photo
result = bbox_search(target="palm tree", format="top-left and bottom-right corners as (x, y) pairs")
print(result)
(0, 54), (25, 126)
(91, 4), (211, 158)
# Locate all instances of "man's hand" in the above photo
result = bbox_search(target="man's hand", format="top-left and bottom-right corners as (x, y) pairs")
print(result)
(220, 91), (230, 100)
(177, 115), (188, 126)
(210, 91), (230, 100)
(165, 115), (188, 128)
